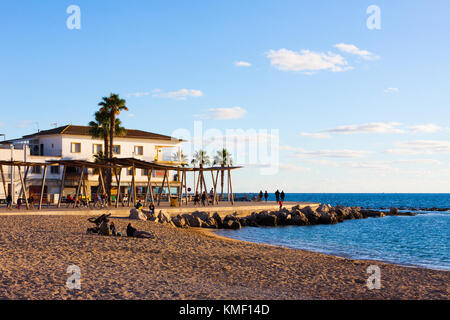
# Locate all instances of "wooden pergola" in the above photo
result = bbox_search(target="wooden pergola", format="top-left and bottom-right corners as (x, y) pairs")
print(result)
(46, 159), (121, 209)
(0, 158), (241, 210)
(104, 158), (242, 207)
(0, 160), (59, 210)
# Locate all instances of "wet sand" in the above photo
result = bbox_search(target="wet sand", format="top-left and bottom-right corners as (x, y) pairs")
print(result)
(0, 215), (448, 300)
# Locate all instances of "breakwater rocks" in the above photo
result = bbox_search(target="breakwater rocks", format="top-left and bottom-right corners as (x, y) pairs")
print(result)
(142, 204), (424, 230)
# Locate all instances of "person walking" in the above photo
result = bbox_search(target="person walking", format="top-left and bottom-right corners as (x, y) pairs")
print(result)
(275, 189), (280, 204)
(264, 190), (268, 202)
(259, 190), (263, 202)
(6, 194), (12, 210)
(280, 190), (285, 203)
(201, 191), (206, 206)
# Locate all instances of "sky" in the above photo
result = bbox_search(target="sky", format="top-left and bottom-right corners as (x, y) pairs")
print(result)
(0, 0), (449, 192)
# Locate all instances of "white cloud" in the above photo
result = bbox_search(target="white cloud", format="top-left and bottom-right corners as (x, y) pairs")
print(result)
(292, 148), (371, 159)
(266, 48), (352, 73)
(235, 61), (252, 67)
(279, 163), (311, 172)
(384, 87), (399, 94)
(127, 92), (150, 98)
(409, 124), (441, 133)
(320, 122), (404, 135)
(387, 140), (450, 155)
(152, 89), (203, 101)
(201, 106), (247, 120)
(334, 43), (379, 60)
(300, 132), (332, 139)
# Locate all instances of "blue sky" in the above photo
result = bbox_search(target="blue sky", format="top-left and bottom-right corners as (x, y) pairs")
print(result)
(1, 1), (449, 192)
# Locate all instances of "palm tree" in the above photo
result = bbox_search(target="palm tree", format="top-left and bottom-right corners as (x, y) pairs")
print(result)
(213, 148), (233, 201)
(88, 111), (110, 157)
(172, 150), (188, 166)
(191, 150), (210, 194)
(192, 149), (211, 167)
(98, 93), (128, 160)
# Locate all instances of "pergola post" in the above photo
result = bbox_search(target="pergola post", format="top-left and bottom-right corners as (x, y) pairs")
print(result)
(57, 165), (66, 208)
(82, 172), (88, 208)
(211, 170), (219, 205)
(114, 168), (122, 208)
(157, 169), (167, 206)
(183, 171), (188, 205)
(99, 168), (106, 197)
(178, 169), (184, 206)
(74, 166), (85, 208)
(17, 165), (29, 210)
(0, 165), (7, 198)
(39, 165), (48, 210)
(132, 165), (137, 207)
(166, 170), (172, 204)
(228, 167), (234, 205)
(18, 166), (30, 199)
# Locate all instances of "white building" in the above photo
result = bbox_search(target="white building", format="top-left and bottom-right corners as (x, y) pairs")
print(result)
(0, 124), (185, 203)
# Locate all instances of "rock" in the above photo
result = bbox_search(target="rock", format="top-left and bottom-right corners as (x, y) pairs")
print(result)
(223, 219), (241, 229)
(349, 207), (364, 219)
(223, 215), (241, 229)
(291, 213), (309, 226)
(254, 212), (277, 226)
(157, 211), (171, 224)
(182, 214), (202, 228)
(192, 211), (210, 221)
(335, 205), (350, 221)
(171, 215), (187, 228)
(301, 206), (321, 224)
(202, 217), (219, 229)
(211, 212), (223, 228)
(318, 211), (338, 224)
(390, 207), (399, 215)
(360, 210), (385, 218)
(317, 203), (330, 213)
(129, 208), (148, 221)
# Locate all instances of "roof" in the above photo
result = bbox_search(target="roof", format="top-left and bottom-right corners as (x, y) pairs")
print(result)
(19, 125), (184, 142)
(47, 158), (242, 172)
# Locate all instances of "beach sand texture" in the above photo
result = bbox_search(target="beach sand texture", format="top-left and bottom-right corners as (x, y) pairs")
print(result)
(0, 215), (448, 300)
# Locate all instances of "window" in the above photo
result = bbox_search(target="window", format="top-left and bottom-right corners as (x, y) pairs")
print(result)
(127, 168), (134, 176)
(71, 142), (81, 153)
(93, 144), (102, 154)
(50, 166), (60, 174)
(142, 168), (149, 176)
(112, 145), (121, 155)
(32, 166), (41, 174)
(134, 146), (144, 156)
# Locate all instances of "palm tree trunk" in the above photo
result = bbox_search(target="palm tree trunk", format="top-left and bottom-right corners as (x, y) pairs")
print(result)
(220, 164), (224, 202)
(108, 113), (115, 205)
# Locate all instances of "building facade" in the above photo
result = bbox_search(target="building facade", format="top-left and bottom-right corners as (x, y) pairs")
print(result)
(0, 125), (185, 203)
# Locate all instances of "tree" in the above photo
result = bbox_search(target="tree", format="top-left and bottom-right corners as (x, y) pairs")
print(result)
(92, 95), (128, 203)
(172, 150), (188, 166)
(191, 149), (211, 167)
(213, 148), (233, 201)
(191, 150), (211, 194)
(98, 93), (128, 160)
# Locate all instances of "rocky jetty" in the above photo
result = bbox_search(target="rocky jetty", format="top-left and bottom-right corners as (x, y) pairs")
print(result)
(146, 204), (423, 230)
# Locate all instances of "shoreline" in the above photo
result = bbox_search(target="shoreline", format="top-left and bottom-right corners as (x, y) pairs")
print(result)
(195, 228), (449, 272)
(0, 214), (448, 300)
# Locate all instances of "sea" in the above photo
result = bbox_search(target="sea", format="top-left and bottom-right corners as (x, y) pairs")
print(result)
(216, 193), (450, 271)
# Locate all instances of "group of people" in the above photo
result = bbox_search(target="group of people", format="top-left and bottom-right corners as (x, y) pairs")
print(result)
(5, 194), (35, 210)
(97, 218), (154, 239)
(256, 189), (285, 208)
(192, 188), (215, 206)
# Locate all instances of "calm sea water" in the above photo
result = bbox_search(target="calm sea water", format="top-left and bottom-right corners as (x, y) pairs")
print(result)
(218, 193), (450, 271)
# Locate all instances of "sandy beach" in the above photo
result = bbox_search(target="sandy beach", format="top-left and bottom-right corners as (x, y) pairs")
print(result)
(0, 214), (448, 300)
